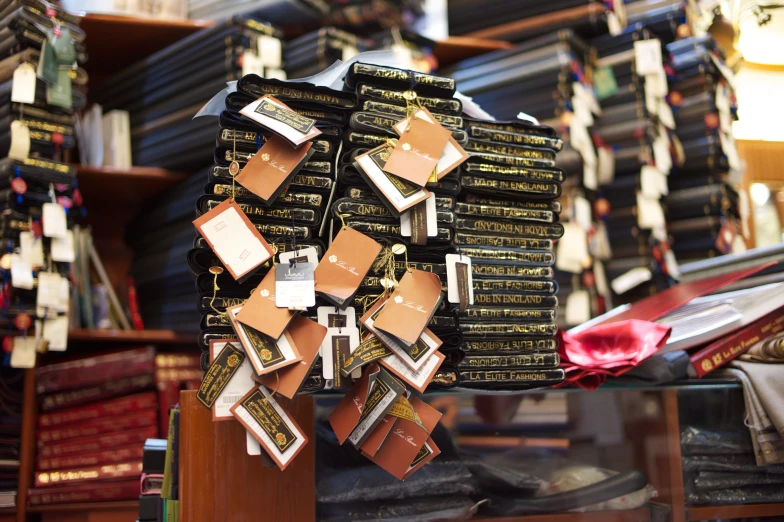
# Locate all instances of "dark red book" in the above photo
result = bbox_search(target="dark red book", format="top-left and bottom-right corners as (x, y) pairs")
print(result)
(40, 374), (156, 412)
(38, 408), (158, 444)
(690, 306), (784, 377)
(37, 445), (144, 471)
(38, 391), (157, 429)
(38, 426), (157, 458)
(28, 478), (140, 505)
(34, 461), (142, 488)
(127, 276), (145, 331)
(35, 346), (156, 394)
(156, 366), (201, 437)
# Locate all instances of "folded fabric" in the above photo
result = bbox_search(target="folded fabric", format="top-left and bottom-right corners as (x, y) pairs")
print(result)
(680, 426), (753, 456)
(739, 332), (784, 363)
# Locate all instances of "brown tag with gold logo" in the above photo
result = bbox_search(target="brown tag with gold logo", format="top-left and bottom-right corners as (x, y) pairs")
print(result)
(340, 336), (393, 377)
(235, 270), (298, 341)
(314, 227), (382, 308)
(235, 136), (314, 206)
(372, 270), (443, 346)
(196, 342), (246, 408)
(384, 117), (450, 187)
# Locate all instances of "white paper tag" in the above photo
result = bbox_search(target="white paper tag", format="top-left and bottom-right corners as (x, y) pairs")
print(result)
(9, 120), (30, 161)
(265, 68), (287, 81)
(242, 51), (264, 77)
(556, 222), (588, 274)
(240, 96), (321, 146)
(652, 136), (672, 174)
(715, 82), (730, 114)
(317, 306), (356, 328)
(278, 246), (319, 267)
(565, 290), (591, 326)
(19, 232), (44, 267)
(199, 205), (272, 279)
(731, 235), (747, 255)
(594, 260), (610, 296)
(35, 315), (69, 352)
(445, 253), (473, 306)
(634, 39), (663, 76)
(11, 63), (36, 104)
(50, 230), (75, 262)
(645, 71), (668, 97)
(664, 249), (680, 280)
(641, 165), (667, 199)
(636, 192), (666, 229)
(611, 266), (653, 295)
(400, 193), (437, 237)
(210, 341), (255, 419)
(42, 202), (67, 238)
(392, 44), (414, 70)
(607, 12), (622, 35)
(571, 91), (594, 127)
(36, 271), (63, 309)
(320, 327), (360, 383)
(573, 196), (592, 231)
(645, 88), (659, 116)
(342, 45), (359, 61)
(658, 100), (676, 130)
(10, 336), (36, 368)
(10, 254), (33, 290)
(590, 222), (613, 260)
(720, 110), (733, 134)
(597, 147), (615, 185)
(275, 262), (315, 308)
(739, 189), (751, 239)
(583, 162), (598, 191)
(258, 36), (282, 68)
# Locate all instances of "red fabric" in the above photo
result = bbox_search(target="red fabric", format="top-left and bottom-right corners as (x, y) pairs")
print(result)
(557, 320), (672, 390)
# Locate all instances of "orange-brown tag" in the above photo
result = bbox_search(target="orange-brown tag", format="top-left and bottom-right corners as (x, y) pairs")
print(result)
(372, 270), (443, 346)
(258, 316), (326, 399)
(383, 117), (450, 187)
(235, 136), (314, 205)
(314, 227), (382, 308)
(235, 270), (298, 341)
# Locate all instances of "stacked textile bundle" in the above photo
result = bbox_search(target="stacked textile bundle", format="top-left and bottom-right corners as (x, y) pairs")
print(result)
(665, 35), (743, 262)
(92, 18), (285, 171)
(590, 28), (678, 306)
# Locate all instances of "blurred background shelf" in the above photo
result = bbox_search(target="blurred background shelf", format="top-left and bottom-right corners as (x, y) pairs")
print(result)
(75, 165), (188, 207)
(687, 503), (784, 520)
(26, 499), (139, 513)
(458, 508), (652, 522)
(68, 329), (193, 344)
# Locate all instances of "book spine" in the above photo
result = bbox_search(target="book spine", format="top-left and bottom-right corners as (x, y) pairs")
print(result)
(38, 426), (157, 458)
(127, 275), (145, 330)
(38, 391), (158, 429)
(37, 445), (144, 471)
(35, 346), (155, 393)
(38, 408), (157, 444)
(28, 478), (140, 505)
(35, 461), (143, 488)
(157, 382), (180, 439)
(691, 307), (784, 377)
(40, 373), (156, 412)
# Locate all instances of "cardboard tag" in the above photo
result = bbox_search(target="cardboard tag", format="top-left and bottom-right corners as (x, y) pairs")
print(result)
(50, 230), (75, 262)
(565, 290), (591, 325)
(265, 68), (287, 81)
(209, 340), (255, 421)
(354, 145), (431, 215)
(404, 438), (440, 479)
(574, 196), (592, 231)
(321, 327), (361, 389)
(197, 342), (247, 408)
(384, 117), (450, 187)
(317, 306), (356, 328)
(373, 270), (443, 346)
(641, 165), (667, 199)
(37, 272), (62, 309)
(37, 39), (58, 85)
(46, 69), (72, 109)
(11, 63), (36, 104)
(634, 39), (663, 76)
(10, 254), (33, 290)
(359, 414), (397, 458)
(35, 315), (68, 352)
(9, 120), (30, 161)
(314, 226), (381, 308)
(50, 27), (76, 65)
(594, 66), (618, 100)
(400, 193), (436, 243)
(279, 246), (319, 267)
(242, 51), (264, 76)
(379, 345), (444, 393)
(636, 192), (665, 229)
(347, 368), (405, 448)
(715, 219), (739, 254)
(340, 336), (393, 377)
(393, 109), (469, 180)
(10, 336), (36, 368)
(259, 316), (326, 399)
(597, 147), (615, 185)
(235, 136), (314, 205)
(230, 302), (301, 375)
(19, 232), (44, 267)
(611, 266), (652, 294)
(328, 364), (403, 445)
(258, 36), (282, 68)
(230, 385), (308, 470)
(645, 70), (668, 97)
(240, 95), (322, 147)
(275, 262), (315, 308)
(193, 198), (274, 281)
(446, 254), (473, 311)
(556, 222), (588, 274)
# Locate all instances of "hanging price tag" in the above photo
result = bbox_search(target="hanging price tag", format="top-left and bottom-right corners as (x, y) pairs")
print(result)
(11, 63), (36, 104)
(275, 262), (316, 309)
(634, 39), (663, 76)
(9, 121), (30, 161)
(42, 202), (67, 238)
(258, 36), (282, 68)
(10, 254), (33, 290)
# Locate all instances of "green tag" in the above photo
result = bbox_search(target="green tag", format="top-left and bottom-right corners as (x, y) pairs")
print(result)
(49, 28), (76, 66)
(37, 39), (59, 85)
(593, 66), (618, 100)
(46, 69), (72, 109)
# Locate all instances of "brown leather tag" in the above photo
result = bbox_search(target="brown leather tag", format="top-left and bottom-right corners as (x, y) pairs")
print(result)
(235, 270), (297, 341)
(372, 270), (442, 346)
(235, 135), (313, 204)
(456, 262), (470, 313)
(314, 227), (382, 307)
(383, 117), (450, 187)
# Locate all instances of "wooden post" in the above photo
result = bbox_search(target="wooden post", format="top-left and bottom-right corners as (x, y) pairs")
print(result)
(663, 390), (687, 522)
(16, 369), (37, 522)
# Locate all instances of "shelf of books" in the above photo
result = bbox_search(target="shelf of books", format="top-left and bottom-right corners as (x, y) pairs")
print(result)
(687, 503), (784, 520)
(472, 509), (652, 522)
(67, 329), (192, 344)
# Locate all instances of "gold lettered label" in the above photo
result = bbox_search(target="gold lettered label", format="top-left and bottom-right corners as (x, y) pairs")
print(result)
(386, 395), (423, 428)
(464, 338), (558, 352)
(332, 335), (352, 389)
(462, 370), (563, 382)
(255, 100), (316, 134)
(242, 324), (285, 367)
(471, 264), (553, 279)
(410, 443), (432, 467)
(462, 308), (553, 320)
(356, 377), (391, 424)
(367, 148), (422, 199)
(403, 337), (430, 363)
(340, 337), (392, 377)
(241, 390), (297, 453)
(196, 343), (246, 408)
(472, 279), (554, 293)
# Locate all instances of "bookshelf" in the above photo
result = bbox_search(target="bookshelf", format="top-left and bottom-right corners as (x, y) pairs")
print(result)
(67, 329), (192, 344)
(75, 165), (188, 207)
(472, 509), (652, 522)
(687, 503), (784, 520)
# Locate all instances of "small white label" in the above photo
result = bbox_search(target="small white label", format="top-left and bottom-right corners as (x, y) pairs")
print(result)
(652, 135), (672, 174)
(645, 88), (659, 117)
(664, 249), (680, 280)
(594, 260), (610, 296)
(278, 246), (319, 267)
(565, 290), (591, 326)
(583, 162), (598, 191)
(10, 336), (36, 368)
(445, 253), (474, 306)
(611, 266), (653, 295)
(645, 70), (668, 97)
(50, 230), (75, 262)
(731, 235), (747, 255)
(11, 63), (36, 104)
(10, 254), (33, 290)
(400, 193), (437, 237)
(246, 430), (261, 455)
(9, 121), (30, 161)
(597, 147), (615, 185)
(636, 192), (666, 229)
(590, 222), (613, 260)
(242, 51), (264, 77)
(641, 165), (667, 199)
(607, 12), (622, 35)
(258, 36), (282, 68)
(42, 203), (67, 238)
(35, 315), (69, 352)
(19, 232), (44, 266)
(317, 306), (356, 328)
(36, 272), (63, 309)
(342, 45), (359, 61)
(658, 100), (676, 130)
(265, 68), (287, 81)
(275, 262), (315, 308)
(634, 39), (663, 76)
(556, 222), (588, 274)
(573, 196), (592, 231)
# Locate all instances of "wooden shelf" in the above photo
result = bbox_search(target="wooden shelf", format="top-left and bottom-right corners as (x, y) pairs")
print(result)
(433, 36), (511, 66)
(68, 329), (192, 344)
(464, 3), (606, 41)
(27, 500), (139, 513)
(688, 503), (784, 520)
(471, 508), (651, 522)
(75, 165), (188, 207)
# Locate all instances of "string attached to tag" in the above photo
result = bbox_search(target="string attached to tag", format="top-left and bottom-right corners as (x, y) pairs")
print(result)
(338, 213), (350, 230)
(208, 266), (223, 314)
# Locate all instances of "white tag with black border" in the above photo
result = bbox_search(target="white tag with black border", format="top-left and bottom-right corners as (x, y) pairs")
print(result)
(317, 306), (356, 328)
(320, 327), (361, 384)
(401, 192), (437, 237)
(278, 246), (319, 267)
(42, 202), (67, 238)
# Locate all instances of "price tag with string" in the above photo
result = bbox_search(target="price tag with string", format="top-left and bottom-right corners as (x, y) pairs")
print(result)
(445, 252), (473, 312)
(321, 319), (361, 389)
(275, 218), (315, 310)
